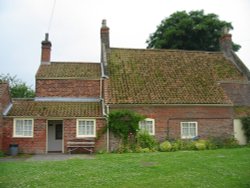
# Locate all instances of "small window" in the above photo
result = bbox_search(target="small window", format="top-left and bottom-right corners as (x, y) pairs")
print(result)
(181, 122), (198, 139)
(13, 119), (34, 137)
(55, 124), (62, 140)
(139, 118), (155, 135)
(77, 119), (96, 138)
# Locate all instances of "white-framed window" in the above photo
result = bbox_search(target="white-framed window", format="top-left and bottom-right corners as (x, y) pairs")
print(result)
(77, 119), (96, 138)
(181, 122), (198, 139)
(13, 118), (34, 138)
(139, 118), (155, 135)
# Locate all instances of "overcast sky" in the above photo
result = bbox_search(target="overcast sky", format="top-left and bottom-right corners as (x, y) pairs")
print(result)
(1, 0), (250, 88)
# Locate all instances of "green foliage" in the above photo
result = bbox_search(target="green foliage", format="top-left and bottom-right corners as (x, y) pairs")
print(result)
(241, 117), (250, 142)
(194, 140), (207, 150)
(159, 141), (172, 152)
(207, 136), (239, 149)
(108, 110), (145, 144)
(147, 10), (240, 52)
(0, 150), (5, 157)
(136, 131), (157, 150)
(0, 73), (35, 98)
(138, 147), (151, 153)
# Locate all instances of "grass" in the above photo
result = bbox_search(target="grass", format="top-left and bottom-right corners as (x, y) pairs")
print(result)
(1, 147), (250, 188)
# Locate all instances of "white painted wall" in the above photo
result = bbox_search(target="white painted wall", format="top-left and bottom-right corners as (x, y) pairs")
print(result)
(234, 119), (247, 145)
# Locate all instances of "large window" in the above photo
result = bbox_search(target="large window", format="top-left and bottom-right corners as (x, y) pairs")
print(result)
(13, 119), (34, 137)
(181, 122), (198, 139)
(77, 119), (96, 138)
(139, 118), (155, 135)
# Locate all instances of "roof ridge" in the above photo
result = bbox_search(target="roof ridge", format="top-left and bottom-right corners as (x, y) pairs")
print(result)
(110, 47), (223, 54)
(51, 61), (100, 64)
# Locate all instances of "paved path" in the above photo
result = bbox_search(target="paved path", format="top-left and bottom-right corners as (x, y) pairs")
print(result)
(0, 153), (95, 162)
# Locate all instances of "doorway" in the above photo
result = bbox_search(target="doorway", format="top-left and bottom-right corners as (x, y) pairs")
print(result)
(47, 120), (63, 153)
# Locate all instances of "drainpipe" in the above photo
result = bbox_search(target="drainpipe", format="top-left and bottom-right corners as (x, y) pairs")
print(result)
(99, 77), (110, 152)
(106, 105), (110, 152)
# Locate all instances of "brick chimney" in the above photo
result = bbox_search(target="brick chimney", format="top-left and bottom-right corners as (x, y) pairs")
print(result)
(41, 33), (52, 64)
(100, 20), (110, 76)
(101, 19), (110, 50)
(220, 27), (232, 57)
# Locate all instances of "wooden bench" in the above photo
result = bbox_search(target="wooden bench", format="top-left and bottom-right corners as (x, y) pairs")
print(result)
(67, 140), (95, 154)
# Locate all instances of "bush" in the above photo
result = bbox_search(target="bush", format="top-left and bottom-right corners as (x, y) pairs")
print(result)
(0, 150), (5, 157)
(207, 136), (239, 149)
(223, 137), (239, 148)
(108, 110), (145, 144)
(140, 148), (151, 153)
(194, 140), (207, 150)
(136, 131), (157, 150)
(116, 144), (133, 153)
(159, 141), (172, 152)
(241, 117), (250, 143)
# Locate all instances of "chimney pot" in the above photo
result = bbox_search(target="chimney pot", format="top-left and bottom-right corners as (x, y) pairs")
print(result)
(102, 19), (107, 27)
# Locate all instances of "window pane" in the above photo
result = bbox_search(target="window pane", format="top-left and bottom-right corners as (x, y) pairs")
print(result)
(78, 120), (95, 136)
(181, 122), (197, 138)
(15, 119), (33, 137)
(139, 120), (154, 134)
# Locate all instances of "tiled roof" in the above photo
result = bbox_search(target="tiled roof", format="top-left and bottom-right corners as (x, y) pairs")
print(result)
(36, 62), (101, 79)
(6, 99), (102, 117)
(106, 48), (246, 105)
(234, 106), (250, 118)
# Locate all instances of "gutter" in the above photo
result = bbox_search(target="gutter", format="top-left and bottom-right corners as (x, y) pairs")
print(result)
(107, 103), (233, 108)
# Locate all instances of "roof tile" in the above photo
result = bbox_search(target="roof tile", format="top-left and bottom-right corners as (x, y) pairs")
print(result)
(106, 48), (245, 104)
(7, 99), (102, 117)
(36, 62), (101, 79)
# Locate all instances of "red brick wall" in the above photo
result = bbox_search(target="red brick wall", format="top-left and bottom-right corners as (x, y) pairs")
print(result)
(0, 83), (11, 151)
(220, 82), (250, 106)
(63, 118), (106, 153)
(0, 117), (3, 151)
(0, 84), (11, 112)
(36, 79), (100, 98)
(109, 105), (233, 143)
(2, 118), (106, 154)
(2, 119), (47, 154)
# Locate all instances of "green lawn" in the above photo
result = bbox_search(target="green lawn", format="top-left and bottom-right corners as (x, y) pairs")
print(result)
(1, 148), (250, 188)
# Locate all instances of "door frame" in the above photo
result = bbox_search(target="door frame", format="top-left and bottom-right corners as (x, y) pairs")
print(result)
(46, 119), (64, 153)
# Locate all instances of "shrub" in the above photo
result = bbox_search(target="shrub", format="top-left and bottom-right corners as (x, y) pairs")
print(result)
(205, 139), (218, 150)
(0, 150), (4, 157)
(241, 117), (250, 143)
(171, 141), (180, 151)
(223, 137), (239, 148)
(207, 136), (239, 149)
(194, 140), (207, 150)
(140, 148), (151, 153)
(108, 110), (145, 144)
(136, 131), (157, 150)
(159, 141), (172, 152)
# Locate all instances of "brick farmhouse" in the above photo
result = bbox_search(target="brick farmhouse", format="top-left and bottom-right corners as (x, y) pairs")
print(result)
(0, 20), (250, 154)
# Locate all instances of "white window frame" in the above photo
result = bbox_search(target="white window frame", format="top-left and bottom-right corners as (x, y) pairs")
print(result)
(13, 118), (34, 138)
(181, 122), (198, 139)
(139, 118), (155, 135)
(76, 119), (96, 138)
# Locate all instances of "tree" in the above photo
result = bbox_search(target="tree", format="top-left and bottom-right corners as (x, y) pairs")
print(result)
(0, 73), (35, 98)
(146, 10), (240, 52)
